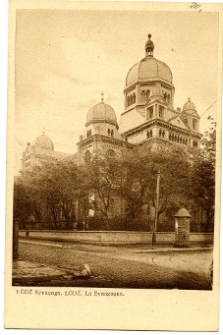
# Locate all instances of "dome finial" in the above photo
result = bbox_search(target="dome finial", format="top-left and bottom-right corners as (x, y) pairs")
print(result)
(101, 92), (104, 103)
(42, 127), (45, 135)
(145, 33), (154, 57)
(188, 97), (191, 101)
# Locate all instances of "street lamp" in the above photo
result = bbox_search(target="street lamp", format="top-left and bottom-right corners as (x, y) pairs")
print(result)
(152, 170), (160, 248)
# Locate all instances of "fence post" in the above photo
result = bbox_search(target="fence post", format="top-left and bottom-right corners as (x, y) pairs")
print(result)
(13, 219), (19, 260)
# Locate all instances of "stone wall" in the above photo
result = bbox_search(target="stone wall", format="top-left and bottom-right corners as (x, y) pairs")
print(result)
(19, 230), (214, 245)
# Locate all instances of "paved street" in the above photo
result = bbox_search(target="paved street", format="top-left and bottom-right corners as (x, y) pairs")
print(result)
(13, 239), (213, 290)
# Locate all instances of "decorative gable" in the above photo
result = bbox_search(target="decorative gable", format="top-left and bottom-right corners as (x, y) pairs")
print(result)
(169, 116), (189, 130)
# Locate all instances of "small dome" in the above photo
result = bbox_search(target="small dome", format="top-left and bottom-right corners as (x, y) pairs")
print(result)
(183, 98), (196, 111)
(175, 208), (191, 218)
(86, 102), (118, 126)
(126, 57), (173, 87)
(33, 132), (54, 151)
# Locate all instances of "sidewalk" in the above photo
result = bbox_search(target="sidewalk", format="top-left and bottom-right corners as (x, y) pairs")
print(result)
(12, 260), (68, 285)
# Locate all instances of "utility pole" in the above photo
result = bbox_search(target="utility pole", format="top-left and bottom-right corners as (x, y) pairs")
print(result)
(152, 170), (160, 248)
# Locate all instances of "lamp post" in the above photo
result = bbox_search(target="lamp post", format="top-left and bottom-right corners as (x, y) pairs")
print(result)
(152, 170), (160, 248)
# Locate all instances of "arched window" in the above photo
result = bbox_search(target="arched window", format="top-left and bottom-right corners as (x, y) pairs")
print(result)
(87, 129), (92, 138)
(169, 133), (171, 141)
(159, 105), (164, 118)
(162, 130), (165, 138)
(108, 128), (110, 136)
(145, 90), (150, 100)
(193, 140), (198, 147)
(147, 106), (153, 119)
(107, 149), (115, 158)
(84, 150), (91, 163)
(133, 93), (136, 104)
(147, 130), (153, 138)
(111, 129), (114, 138)
(193, 119), (197, 130)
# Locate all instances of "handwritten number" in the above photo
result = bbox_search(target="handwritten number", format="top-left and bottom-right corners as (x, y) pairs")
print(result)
(190, 2), (202, 12)
(190, 2), (200, 9)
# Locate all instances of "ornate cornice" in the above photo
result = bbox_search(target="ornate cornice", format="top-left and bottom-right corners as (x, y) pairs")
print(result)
(124, 118), (202, 139)
(77, 134), (135, 149)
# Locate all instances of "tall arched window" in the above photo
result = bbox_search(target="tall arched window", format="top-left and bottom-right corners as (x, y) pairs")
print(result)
(133, 93), (136, 104)
(145, 90), (150, 100)
(147, 129), (153, 138)
(193, 119), (197, 130)
(84, 150), (91, 163)
(108, 128), (110, 136)
(159, 105), (164, 118)
(107, 149), (115, 158)
(111, 129), (114, 138)
(147, 106), (153, 119)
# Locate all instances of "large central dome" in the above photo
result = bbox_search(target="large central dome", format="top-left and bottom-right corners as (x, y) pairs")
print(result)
(126, 34), (173, 87)
(126, 57), (173, 86)
(86, 101), (118, 126)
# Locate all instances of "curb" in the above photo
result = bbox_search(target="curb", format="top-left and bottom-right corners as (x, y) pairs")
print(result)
(133, 247), (213, 253)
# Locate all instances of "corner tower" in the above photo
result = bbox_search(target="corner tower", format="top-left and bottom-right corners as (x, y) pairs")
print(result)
(181, 98), (200, 132)
(77, 95), (130, 163)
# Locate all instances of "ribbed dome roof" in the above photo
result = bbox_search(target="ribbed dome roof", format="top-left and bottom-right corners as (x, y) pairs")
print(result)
(183, 98), (196, 111)
(33, 132), (54, 151)
(175, 208), (191, 218)
(86, 102), (118, 126)
(126, 57), (173, 87)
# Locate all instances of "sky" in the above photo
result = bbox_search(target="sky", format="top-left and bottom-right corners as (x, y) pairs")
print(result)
(14, 9), (219, 174)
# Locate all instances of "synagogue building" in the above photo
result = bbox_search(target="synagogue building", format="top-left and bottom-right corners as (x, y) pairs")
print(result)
(21, 35), (204, 231)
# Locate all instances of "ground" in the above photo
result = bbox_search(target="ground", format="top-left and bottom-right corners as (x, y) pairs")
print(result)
(13, 239), (213, 290)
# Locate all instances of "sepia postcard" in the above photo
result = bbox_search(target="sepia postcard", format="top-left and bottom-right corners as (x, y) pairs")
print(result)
(4, 0), (223, 331)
